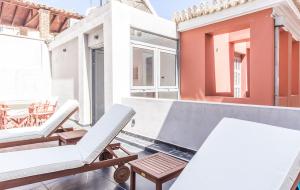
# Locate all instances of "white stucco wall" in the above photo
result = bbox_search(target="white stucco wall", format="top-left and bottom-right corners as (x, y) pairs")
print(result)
(49, 4), (111, 125)
(109, 1), (177, 106)
(51, 38), (79, 107)
(0, 34), (51, 101)
(88, 26), (104, 48)
(49, 1), (176, 125)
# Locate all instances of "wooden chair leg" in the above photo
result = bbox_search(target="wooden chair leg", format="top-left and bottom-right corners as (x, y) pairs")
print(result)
(130, 169), (136, 190)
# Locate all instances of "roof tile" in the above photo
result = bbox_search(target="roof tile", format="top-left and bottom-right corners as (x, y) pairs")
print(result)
(173, 0), (256, 23)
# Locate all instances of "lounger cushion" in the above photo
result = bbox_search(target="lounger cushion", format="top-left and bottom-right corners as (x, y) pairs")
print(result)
(171, 118), (300, 190)
(40, 99), (79, 137)
(0, 145), (83, 182)
(0, 127), (42, 143)
(76, 104), (135, 164)
(0, 100), (78, 144)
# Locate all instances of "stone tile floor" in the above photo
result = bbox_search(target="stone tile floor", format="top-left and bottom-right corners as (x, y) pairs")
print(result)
(117, 132), (195, 162)
(1, 141), (176, 190)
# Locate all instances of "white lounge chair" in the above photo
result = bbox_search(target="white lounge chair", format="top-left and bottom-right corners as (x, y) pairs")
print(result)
(171, 118), (300, 190)
(0, 100), (79, 148)
(0, 104), (136, 189)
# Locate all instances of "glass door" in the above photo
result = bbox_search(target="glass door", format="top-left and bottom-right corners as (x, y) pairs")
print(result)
(234, 55), (242, 98)
(91, 48), (105, 125)
(158, 50), (178, 99)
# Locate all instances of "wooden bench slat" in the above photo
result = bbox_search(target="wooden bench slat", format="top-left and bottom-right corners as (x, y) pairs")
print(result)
(129, 153), (187, 190)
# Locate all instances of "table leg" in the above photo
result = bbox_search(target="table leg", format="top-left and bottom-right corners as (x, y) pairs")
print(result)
(130, 168), (136, 190)
(156, 181), (162, 190)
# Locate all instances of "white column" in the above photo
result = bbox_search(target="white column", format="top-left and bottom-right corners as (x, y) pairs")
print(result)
(110, 3), (131, 104)
(274, 26), (280, 106)
(78, 34), (91, 125)
(103, 15), (114, 110)
(38, 9), (50, 39)
(101, 4), (131, 112)
(274, 16), (282, 106)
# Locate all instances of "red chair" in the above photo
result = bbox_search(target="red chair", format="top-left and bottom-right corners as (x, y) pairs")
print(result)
(9, 111), (28, 128)
(0, 104), (8, 110)
(28, 103), (43, 126)
(0, 108), (9, 130)
(28, 100), (57, 126)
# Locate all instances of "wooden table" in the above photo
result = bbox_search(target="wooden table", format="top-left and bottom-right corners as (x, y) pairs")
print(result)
(129, 153), (187, 190)
(58, 130), (87, 145)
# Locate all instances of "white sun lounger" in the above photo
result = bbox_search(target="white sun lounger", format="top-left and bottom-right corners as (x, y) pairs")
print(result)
(0, 104), (136, 189)
(171, 118), (300, 190)
(0, 100), (79, 148)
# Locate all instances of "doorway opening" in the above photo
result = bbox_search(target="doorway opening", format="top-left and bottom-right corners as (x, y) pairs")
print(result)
(91, 48), (105, 125)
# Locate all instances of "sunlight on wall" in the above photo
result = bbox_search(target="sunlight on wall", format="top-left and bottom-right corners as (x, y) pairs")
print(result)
(0, 35), (51, 101)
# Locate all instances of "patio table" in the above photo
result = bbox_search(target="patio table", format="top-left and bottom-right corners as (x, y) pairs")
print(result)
(58, 130), (87, 145)
(129, 153), (187, 190)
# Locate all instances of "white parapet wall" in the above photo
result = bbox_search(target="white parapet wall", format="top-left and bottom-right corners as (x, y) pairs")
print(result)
(0, 34), (51, 101)
(122, 97), (300, 151)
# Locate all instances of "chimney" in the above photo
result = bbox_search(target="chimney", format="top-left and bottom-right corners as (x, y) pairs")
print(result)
(38, 9), (50, 39)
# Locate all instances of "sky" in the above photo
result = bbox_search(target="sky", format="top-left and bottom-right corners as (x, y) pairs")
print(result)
(32, 0), (201, 19)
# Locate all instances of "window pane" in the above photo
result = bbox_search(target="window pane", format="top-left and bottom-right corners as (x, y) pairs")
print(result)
(131, 28), (177, 49)
(132, 47), (154, 86)
(234, 56), (242, 98)
(160, 52), (176, 87)
(158, 91), (178, 99)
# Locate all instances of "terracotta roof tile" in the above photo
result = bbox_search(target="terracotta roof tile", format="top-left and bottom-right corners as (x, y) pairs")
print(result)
(1, 0), (84, 19)
(172, 0), (258, 23)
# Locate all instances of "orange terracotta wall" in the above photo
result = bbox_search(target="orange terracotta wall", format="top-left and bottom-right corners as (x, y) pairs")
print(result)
(180, 9), (274, 106)
(278, 31), (300, 107)
(205, 33), (233, 96)
(279, 31), (292, 98)
(292, 42), (299, 95)
(205, 34), (215, 96)
(205, 32), (249, 97)
(214, 34), (232, 94)
(229, 28), (250, 42)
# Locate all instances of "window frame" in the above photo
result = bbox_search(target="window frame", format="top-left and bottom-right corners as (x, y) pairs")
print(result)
(158, 49), (178, 89)
(130, 40), (178, 99)
(234, 56), (242, 98)
(130, 43), (156, 91)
